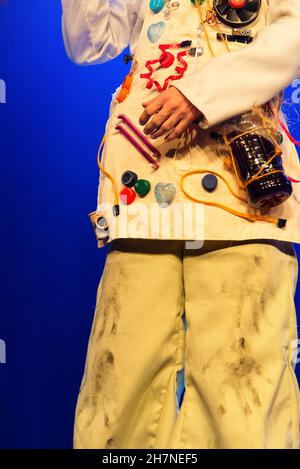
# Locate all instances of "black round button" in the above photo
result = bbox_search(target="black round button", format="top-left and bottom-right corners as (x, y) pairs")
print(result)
(121, 170), (138, 188)
(201, 174), (218, 192)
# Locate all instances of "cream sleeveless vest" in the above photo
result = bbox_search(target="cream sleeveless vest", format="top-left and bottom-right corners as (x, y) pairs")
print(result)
(90, 0), (300, 247)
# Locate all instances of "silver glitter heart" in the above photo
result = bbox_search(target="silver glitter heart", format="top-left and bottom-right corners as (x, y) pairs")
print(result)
(147, 21), (166, 43)
(154, 183), (176, 208)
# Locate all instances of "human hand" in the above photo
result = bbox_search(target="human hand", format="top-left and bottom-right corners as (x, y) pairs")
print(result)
(139, 86), (203, 142)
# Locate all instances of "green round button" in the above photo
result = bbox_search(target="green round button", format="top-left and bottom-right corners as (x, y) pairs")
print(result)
(134, 179), (151, 198)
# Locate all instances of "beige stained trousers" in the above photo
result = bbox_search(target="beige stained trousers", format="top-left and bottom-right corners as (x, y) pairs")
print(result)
(73, 238), (300, 449)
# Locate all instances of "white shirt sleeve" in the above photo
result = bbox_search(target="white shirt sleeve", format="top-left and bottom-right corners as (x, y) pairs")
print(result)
(61, 0), (143, 65)
(173, 0), (300, 128)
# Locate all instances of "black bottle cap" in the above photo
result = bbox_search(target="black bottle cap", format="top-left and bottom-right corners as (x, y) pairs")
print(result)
(121, 170), (138, 188)
(201, 174), (218, 193)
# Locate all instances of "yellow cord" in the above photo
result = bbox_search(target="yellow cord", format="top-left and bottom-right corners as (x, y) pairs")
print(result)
(96, 132), (119, 207)
(180, 0), (286, 227)
(195, 0), (231, 56)
(223, 125), (284, 190)
(180, 169), (280, 225)
(95, 58), (140, 213)
(95, 0), (230, 214)
(205, 0), (231, 53)
(95, 1), (287, 226)
(195, 0), (215, 57)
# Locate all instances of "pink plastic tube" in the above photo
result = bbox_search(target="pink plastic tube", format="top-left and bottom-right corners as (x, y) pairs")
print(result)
(115, 124), (160, 170)
(117, 114), (161, 157)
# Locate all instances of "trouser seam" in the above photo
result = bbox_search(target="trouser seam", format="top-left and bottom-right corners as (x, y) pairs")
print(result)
(152, 267), (185, 449)
(285, 247), (300, 449)
(177, 252), (188, 449)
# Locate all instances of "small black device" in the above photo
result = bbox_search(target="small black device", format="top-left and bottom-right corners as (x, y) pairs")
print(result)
(216, 32), (253, 43)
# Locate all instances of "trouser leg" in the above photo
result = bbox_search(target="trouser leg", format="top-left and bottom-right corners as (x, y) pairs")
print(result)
(73, 240), (186, 449)
(169, 239), (300, 449)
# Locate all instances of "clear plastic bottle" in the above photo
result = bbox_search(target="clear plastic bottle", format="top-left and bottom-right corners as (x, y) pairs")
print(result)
(223, 111), (292, 209)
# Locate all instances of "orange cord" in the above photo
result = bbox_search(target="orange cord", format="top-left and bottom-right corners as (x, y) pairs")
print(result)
(180, 169), (280, 225)
(95, 1), (294, 226)
(195, 0), (231, 55)
(223, 125), (284, 191)
(178, 0), (290, 227)
(95, 57), (138, 212)
(96, 132), (119, 208)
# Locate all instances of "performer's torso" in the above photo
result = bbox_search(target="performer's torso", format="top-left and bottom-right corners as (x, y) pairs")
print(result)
(93, 0), (300, 246)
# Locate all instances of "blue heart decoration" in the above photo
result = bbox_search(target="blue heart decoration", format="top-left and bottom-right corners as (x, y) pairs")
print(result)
(147, 22), (166, 43)
(150, 0), (165, 14)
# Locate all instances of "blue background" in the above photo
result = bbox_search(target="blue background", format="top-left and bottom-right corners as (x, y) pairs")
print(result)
(0, 0), (299, 449)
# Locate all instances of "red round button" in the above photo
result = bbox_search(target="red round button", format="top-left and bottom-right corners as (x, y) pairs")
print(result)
(229, 0), (246, 8)
(159, 52), (175, 68)
(120, 187), (136, 205)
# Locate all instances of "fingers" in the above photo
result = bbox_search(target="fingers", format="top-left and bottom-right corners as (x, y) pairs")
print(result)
(150, 115), (182, 139)
(141, 99), (152, 107)
(139, 97), (163, 126)
(164, 118), (191, 141)
(138, 87), (203, 142)
(143, 109), (173, 135)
